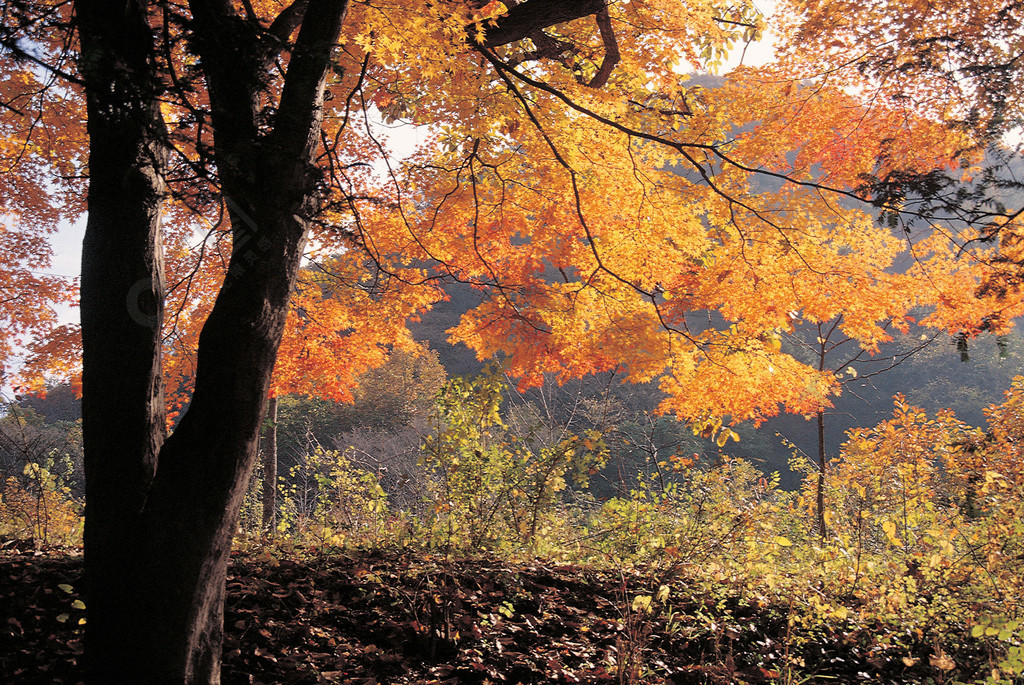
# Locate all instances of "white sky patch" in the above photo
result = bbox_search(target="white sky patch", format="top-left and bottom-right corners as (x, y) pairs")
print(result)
(43, 218), (83, 328)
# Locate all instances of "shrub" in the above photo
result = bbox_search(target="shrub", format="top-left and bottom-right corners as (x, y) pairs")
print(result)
(278, 445), (390, 548)
(0, 460), (82, 547)
(420, 368), (607, 552)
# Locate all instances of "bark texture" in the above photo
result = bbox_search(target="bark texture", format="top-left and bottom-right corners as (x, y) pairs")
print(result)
(77, 0), (169, 679)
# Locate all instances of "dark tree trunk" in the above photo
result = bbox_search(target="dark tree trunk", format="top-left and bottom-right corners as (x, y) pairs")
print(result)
(263, 396), (279, 533)
(76, 0), (351, 681)
(77, 0), (170, 679)
(814, 326), (830, 541)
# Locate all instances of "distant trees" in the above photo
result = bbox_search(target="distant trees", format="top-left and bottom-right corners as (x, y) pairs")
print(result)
(12, 384), (82, 425)
(0, 398), (83, 546)
(260, 347), (446, 530)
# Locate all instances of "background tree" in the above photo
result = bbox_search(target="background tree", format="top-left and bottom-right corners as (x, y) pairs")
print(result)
(0, 2), (80, 393)
(0, 398), (83, 547)
(772, 0), (1024, 293)
(263, 344), (446, 530)
(781, 315), (939, 536)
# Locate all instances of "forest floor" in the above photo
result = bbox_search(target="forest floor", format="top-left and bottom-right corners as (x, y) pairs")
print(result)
(0, 544), (997, 684)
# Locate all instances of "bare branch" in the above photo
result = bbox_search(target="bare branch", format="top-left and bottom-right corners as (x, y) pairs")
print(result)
(587, 4), (618, 88)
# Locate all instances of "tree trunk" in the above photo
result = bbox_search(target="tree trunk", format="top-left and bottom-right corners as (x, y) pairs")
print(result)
(76, 0), (351, 681)
(814, 326), (829, 541)
(816, 409), (828, 539)
(77, 0), (170, 679)
(263, 396), (279, 534)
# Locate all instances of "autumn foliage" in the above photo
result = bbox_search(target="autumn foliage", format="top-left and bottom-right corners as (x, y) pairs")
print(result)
(1, 0), (1021, 424)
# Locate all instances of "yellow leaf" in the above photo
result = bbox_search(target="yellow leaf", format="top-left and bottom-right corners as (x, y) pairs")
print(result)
(631, 595), (653, 613)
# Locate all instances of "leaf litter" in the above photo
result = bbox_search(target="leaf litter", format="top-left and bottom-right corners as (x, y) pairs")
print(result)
(0, 546), (998, 683)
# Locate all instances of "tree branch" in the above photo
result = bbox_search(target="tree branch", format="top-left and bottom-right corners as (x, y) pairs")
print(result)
(0, 36), (85, 86)
(586, 4), (618, 88)
(270, 0), (349, 161)
(268, 0), (310, 45)
(479, 0), (607, 48)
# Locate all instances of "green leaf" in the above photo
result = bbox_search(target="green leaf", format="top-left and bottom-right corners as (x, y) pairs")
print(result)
(773, 536), (793, 547)
(71, 599), (86, 610)
(57, 584), (73, 594)
(56, 613), (69, 623)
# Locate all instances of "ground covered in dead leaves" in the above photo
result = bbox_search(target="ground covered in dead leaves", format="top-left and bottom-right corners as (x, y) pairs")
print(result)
(0, 546), (995, 683)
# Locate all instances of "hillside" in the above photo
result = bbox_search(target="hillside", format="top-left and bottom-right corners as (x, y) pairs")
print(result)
(0, 547), (1001, 684)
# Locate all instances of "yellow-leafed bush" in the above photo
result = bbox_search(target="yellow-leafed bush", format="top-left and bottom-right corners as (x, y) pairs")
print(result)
(0, 463), (83, 547)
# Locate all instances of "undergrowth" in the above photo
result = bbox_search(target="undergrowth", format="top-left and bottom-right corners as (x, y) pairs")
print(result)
(3, 373), (1024, 683)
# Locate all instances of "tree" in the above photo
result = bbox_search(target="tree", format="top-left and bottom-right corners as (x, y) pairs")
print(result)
(772, 0), (1024, 287)
(0, 401), (83, 546)
(0, 231), (74, 394)
(13, 381), (82, 424)
(2, 0), (1020, 681)
(0, 2), (79, 393)
(261, 337), (445, 532)
(780, 314), (941, 536)
(774, 0), (1023, 130)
